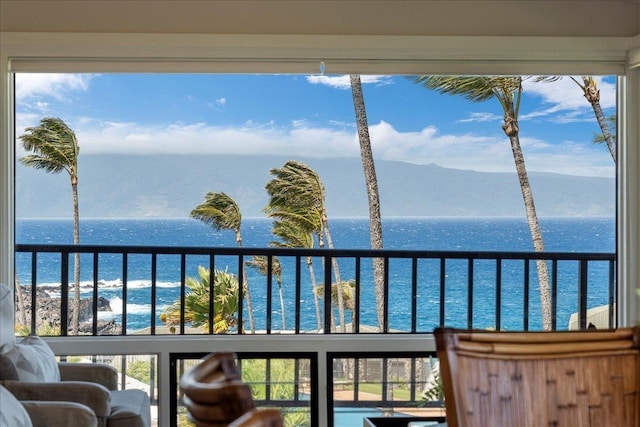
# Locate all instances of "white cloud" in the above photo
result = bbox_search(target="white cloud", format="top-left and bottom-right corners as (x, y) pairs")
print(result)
(14, 74), (614, 180)
(457, 112), (502, 123)
(16, 115), (608, 178)
(306, 75), (393, 89)
(522, 76), (616, 119)
(15, 74), (93, 101)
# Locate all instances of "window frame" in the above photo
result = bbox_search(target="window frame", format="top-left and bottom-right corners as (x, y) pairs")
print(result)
(1, 31), (638, 324)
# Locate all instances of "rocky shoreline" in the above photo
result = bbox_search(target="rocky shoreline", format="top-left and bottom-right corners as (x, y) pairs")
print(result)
(14, 285), (123, 335)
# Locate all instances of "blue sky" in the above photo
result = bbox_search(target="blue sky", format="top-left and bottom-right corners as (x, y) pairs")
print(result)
(15, 73), (616, 177)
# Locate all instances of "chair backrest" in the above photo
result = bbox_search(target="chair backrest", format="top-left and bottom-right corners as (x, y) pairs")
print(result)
(180, 352), (284, 427)
(434, 327), (640, 427)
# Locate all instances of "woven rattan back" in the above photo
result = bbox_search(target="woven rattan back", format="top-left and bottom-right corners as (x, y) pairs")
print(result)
(180, 353), (284, 427)
(434, 327), (640, 427)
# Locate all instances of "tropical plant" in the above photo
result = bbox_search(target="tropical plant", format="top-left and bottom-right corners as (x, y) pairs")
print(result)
(190, 192), (255, 333)
(19, 117), (82, 334)
(535, 76), (616, 163)
(246, 255), (286, 330)
(280, 409), (310, 427)
(414, 76), (552, 330)
(315, 280), (356, 328)
(240, 358), (311, 426)
(265, 161), (347, 331)
(269, 217), (323, 330)
(240, 358), (300, 400)
(127, 360), (151, 384)
(160, 266), (239, 333)
(350, 74), (385, 331)
(15, 322), (61, 337)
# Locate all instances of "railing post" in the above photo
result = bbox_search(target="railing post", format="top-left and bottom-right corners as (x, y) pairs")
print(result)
(467, 258), (474, 330)
(578, 260), (589, 330)
(323, 254), (332, 334)
(30, 251), (37, 333)
(150, 253), (157, 335)
(60, 251), (69, 336)
(122, 253), (128, 335)
(523, 260), (530, 331)
(495, 257), (502, 331)
(551, 260), (558, 331)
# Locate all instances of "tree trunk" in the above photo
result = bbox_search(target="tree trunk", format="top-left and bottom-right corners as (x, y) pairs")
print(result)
(237, 232), (256, 333)
(507, 132), (552, 331)
(350, 74), (385, 332)
(307, 257), (322, 330)
(277, 282), (286, 330)
(582, 77), (616, 163)
(321, 216), (346, 332)
(71, 180), (81, 335)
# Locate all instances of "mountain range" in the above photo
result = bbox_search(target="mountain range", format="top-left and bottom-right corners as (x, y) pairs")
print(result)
(15, 154), (615, 218)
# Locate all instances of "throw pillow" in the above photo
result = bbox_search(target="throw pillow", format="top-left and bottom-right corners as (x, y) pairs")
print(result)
(0, 385), (32, 427)
(0, 336), (60, 382)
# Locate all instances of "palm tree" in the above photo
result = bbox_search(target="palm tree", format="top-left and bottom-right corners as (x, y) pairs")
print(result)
(160, 266), (239, 333)
(270, 217), (323, 330)
(535, 76), (616, 163)
(245, 255), (286, 330)
(265, 161), (347, 332)
(578, 76), (616, 162)
(190, 192), (255, 333)
(414, 76), (552, 331)
(315, 279), (356, 322)
(350, 75), (385, 331)
(19, 117), (82, 335)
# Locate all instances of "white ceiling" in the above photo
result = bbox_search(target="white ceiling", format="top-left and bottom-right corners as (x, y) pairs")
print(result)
(1, 1), (639, 38)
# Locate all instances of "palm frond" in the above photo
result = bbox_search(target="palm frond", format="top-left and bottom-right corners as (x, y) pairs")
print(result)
(19, 117), (79, 176)
(190, 192), (241, 232)
(414, 75), (522, 113)
(245, 255), (282, 283)
(160, 267), (239, 333)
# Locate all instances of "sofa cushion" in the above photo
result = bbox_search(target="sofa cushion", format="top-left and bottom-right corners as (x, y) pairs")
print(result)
(0, 336), (60, 382)
(108, 389), (151, 427)
(0, 385), (32, 427)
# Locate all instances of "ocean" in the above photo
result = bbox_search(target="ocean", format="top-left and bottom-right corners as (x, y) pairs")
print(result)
(15, 217), (615, 332)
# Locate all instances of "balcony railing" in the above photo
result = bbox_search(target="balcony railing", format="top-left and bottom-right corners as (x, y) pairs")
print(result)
(13, 243), (617, 427)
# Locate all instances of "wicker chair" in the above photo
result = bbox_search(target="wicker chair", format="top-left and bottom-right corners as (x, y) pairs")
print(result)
(434, 327), (640, 427)
(180, 352), (284, 427)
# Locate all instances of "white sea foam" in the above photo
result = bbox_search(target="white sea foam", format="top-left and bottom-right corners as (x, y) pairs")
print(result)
(107, 297), (169, 316)
(99, 279), (180, 289)
(97, 310), (117, 320)
(36, 279), (181, 291)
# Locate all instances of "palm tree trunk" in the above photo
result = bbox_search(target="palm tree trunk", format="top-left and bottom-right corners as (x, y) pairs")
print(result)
(71, 180), (81, 335)
(306, 257), (322, 330)
(508, 134), (552, 331)
(277, 282), (286, 330)
(592, 103), (616, 162)
(237, 232), (256, 333)
(321, 215), (346, 332)
(315, 229), (338, 328)
(581, 77), (616, 163)
(350, 74), (385, 332)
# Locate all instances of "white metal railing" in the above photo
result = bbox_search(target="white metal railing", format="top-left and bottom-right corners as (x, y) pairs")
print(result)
(45, 333), (437, 427)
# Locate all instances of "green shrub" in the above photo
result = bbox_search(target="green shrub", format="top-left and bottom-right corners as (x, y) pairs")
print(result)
(127, 360), (151, 384)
